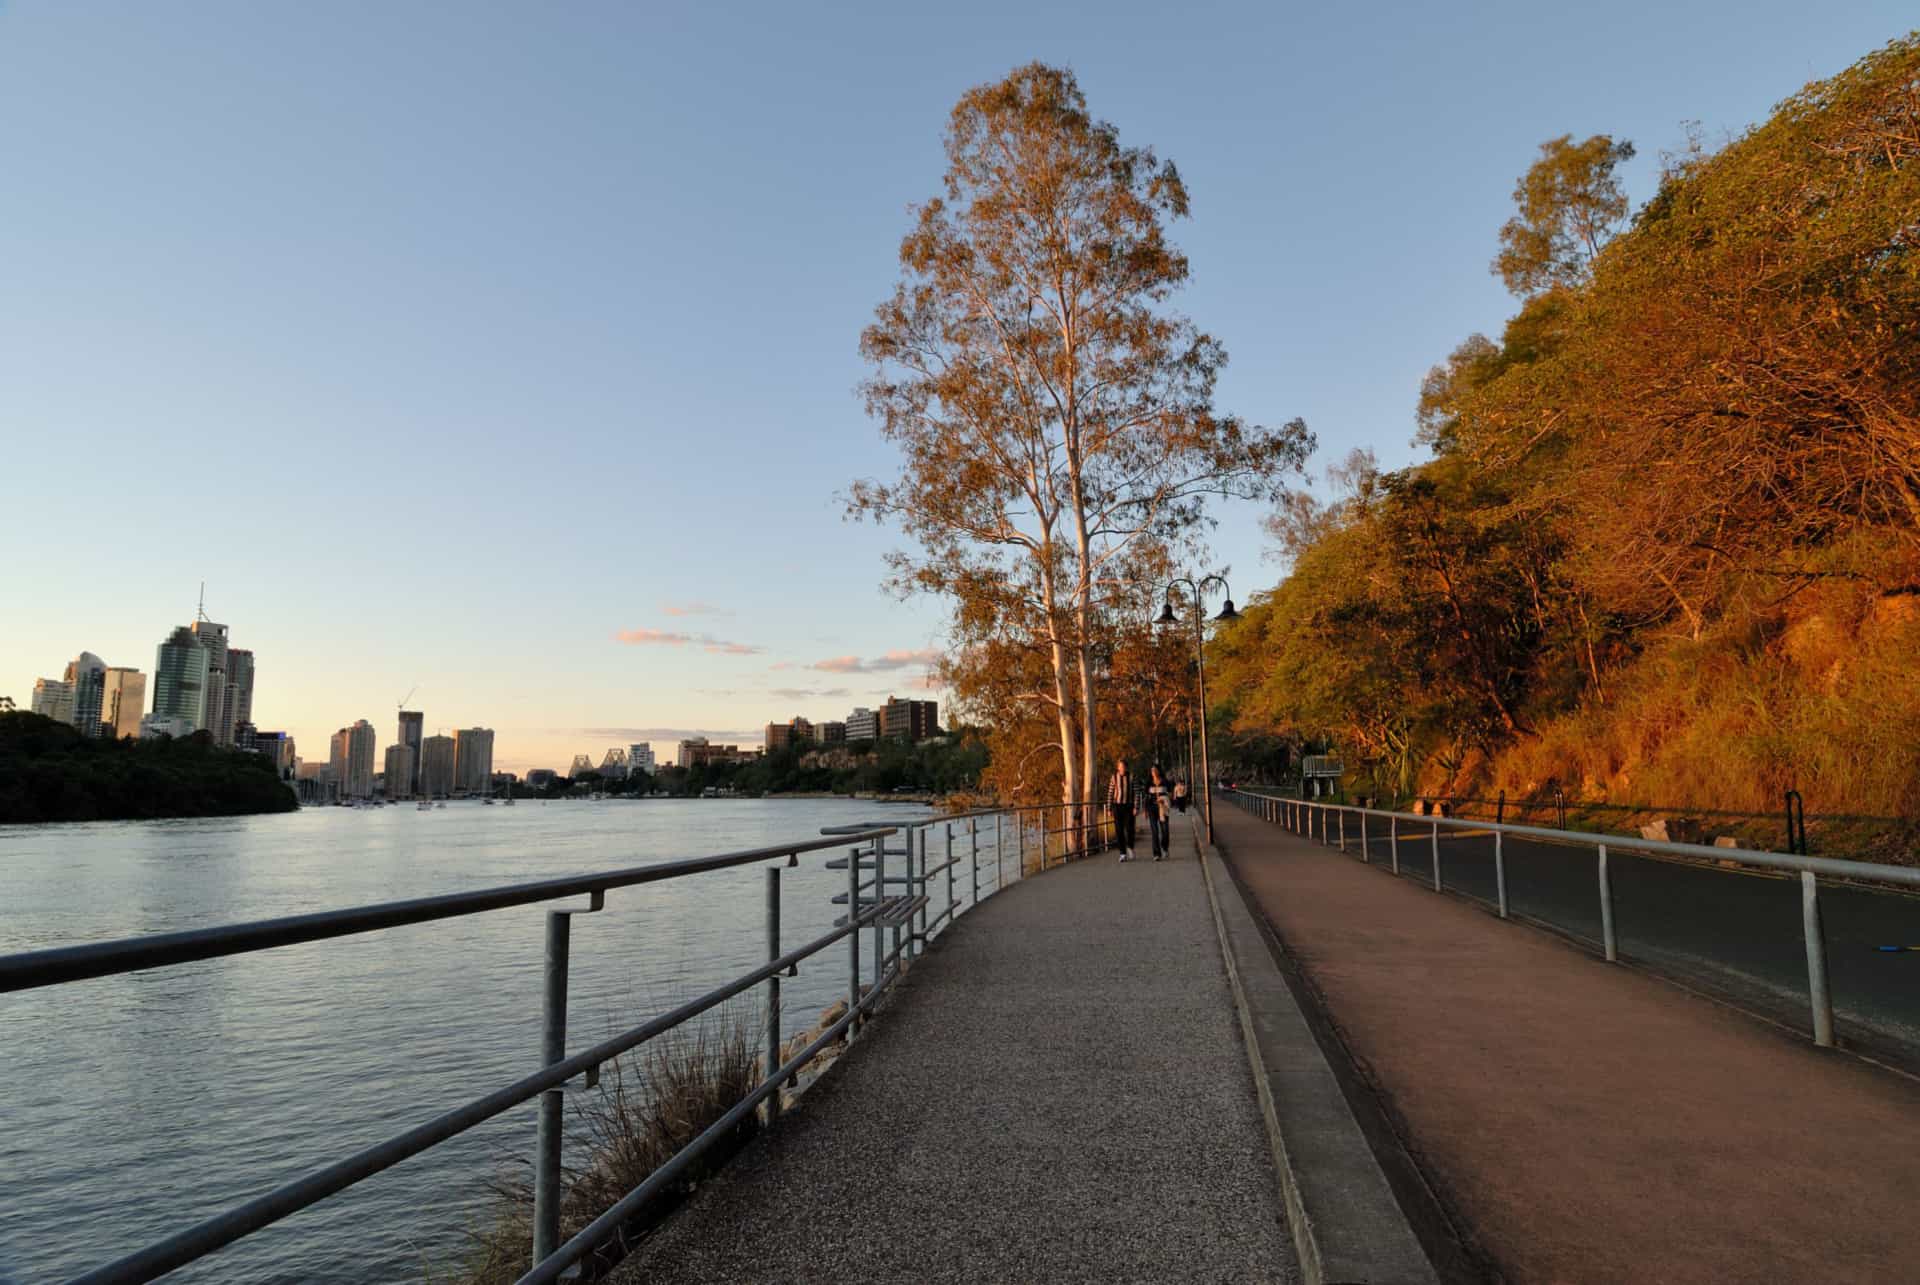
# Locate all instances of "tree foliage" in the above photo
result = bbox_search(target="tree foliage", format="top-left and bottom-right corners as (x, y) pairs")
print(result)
(0, 712), (298, 824)
(1218, 35), (1920, 819)
(852, 62), (1309, 808)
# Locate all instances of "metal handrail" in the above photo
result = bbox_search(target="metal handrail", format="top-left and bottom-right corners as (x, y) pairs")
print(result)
(4, 827), (894, 1284)
(1225, 789), (1920, 1051)
(1228, 790), (1920, 888)
(7, 799), (1154, 1284)
(67, 905), (890, 1285)
(0, 830), (892, 994)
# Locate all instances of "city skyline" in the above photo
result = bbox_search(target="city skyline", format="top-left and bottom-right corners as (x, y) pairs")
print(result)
(4, 588), (950, 774)
(2, 3), (1904, 776)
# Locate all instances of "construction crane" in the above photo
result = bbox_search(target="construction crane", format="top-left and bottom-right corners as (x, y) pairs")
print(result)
(397, 685), (418, 710)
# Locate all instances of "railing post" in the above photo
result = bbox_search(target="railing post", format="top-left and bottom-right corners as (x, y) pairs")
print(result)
(848, 844), (861, 1022)
(915, 827), (928, 957)
(872, 836), (885, 992)
(1339, 809), (1347, 854)
(1598, 844), (1617, 962)
(1801, 871), (1834, 1047)
(996, 812), (1005, 888)
(532, 910), (570, 1267)
(764, 867), (781, 1124)
(1360, 812), (1369, 863)
(945, 823), (955, 920)
(969, 817), (980, 904)
(1390, 815), (1400, 874)
(1431, 819), (1441, 892)
(1494, 829), (1508, 919)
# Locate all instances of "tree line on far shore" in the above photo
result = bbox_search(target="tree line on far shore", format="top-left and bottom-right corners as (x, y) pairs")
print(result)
(542, 733), (990, 799)
(0, 711), (298, 824)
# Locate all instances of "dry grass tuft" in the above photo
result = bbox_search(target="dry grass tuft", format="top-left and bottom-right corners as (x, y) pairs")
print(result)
(441, 1008), (761, 1284)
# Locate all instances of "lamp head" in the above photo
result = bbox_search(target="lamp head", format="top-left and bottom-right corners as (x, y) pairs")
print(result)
(1215, 598), (1240, 622)
(1154, 601), (1180, 627)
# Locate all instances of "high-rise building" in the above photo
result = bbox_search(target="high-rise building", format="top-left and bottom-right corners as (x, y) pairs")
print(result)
(629, 743), (657, 775)
(192, 619), (231, 745)
(455, 728), (496, 794)
(398, 711), (424, 783)
(344, 720), (376, 798)
(383, 743), (414, 799)
(255, 731), (296, 778)
(764, 716), (815, 752)
(845, 707), (878, 743)
(64, 653), (108, 737)
(820, 721), (847, 745)
(226, 649), (255, 739)
(101, 668), (146, 739)
(31, 677), (75, 724)
(152, 626), (210, 731)
(879, 696), (940, 743)
(419, 735), (456, 798)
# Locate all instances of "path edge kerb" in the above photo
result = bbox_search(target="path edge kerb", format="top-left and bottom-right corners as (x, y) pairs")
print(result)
(1193, 819), (1438, 1285)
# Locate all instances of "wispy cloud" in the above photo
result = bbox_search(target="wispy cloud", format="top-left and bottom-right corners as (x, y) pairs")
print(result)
(810, 647), (940, 674)
(614, 627), (764, 656)
(661, 601), (731, 618)
(768, 661), (796, 672)
(769, 686), (851, 702)
(578, 726), (763, 743)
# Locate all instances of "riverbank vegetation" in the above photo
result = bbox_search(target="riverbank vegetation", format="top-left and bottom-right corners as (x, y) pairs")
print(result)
(440, 1015), (760, 1284)
(0, 711), (297, 824)
(1209, 36), (1920, 836)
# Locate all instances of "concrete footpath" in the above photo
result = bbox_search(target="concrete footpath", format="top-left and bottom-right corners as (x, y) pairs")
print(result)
(1213, 802), (1920, 1283)
(617, 842), (1303, 1283)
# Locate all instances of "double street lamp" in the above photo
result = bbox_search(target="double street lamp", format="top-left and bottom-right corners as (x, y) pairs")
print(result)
(1155, 575), (1237, 846)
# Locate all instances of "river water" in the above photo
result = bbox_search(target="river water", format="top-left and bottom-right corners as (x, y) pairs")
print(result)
(0, 797), (966, 1284)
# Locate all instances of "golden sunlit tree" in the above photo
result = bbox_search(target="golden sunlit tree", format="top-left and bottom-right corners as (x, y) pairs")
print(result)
(852, 62), (1309, 814)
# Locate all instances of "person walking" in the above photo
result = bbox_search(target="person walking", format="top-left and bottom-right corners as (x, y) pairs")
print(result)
(1107, 759), (1138, 862)
(1144, 764), (1172, 860)
(1171, 778), (1190, 813)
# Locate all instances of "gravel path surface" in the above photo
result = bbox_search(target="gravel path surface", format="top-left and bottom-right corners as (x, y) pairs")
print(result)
(614, 843), (1298, 1283)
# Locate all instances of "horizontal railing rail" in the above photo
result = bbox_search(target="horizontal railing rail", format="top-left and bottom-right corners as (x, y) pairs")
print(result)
(0, 832), (888, 994)
(5, 800), (1135, 1285)
(1226, 789), (1920, 1053)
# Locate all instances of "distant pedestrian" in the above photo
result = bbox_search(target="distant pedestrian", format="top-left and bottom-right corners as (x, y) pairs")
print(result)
(1145, 764), (1172, 860)
(1172, 779), (1190, 813)
(1107, 759), (1137, 861)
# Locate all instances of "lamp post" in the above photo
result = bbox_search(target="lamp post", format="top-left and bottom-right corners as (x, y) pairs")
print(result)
(1156, 575), (1237, 846)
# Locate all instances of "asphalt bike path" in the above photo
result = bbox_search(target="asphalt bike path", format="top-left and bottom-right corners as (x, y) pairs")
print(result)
(1215, 803), (1920, 1283)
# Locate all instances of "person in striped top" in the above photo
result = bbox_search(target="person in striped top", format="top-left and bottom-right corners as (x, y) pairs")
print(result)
(1107, 759), (1137, 861)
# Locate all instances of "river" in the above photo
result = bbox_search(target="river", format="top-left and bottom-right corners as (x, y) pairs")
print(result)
(0, 797), (963, 1284)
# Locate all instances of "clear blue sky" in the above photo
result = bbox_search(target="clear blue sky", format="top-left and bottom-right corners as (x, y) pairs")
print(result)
(2, 1), (1908, 772)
